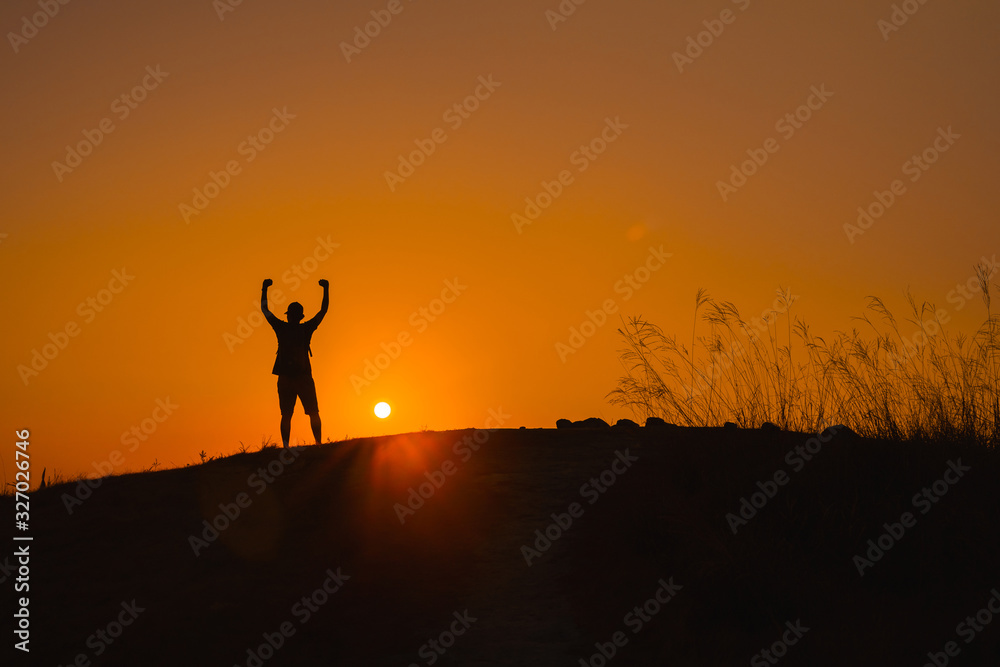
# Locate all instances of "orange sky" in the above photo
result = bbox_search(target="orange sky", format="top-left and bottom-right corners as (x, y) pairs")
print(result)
(2, 0), (998, 480)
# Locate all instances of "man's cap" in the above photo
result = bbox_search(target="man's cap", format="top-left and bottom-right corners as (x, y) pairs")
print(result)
(285, 302), (304, 316)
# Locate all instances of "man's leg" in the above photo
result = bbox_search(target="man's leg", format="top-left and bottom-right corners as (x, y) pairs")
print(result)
(301, 377), (322, 446)
(280, 415), (292, 448)
(277, 376), (295, 448)
(309, 413), (322, 446)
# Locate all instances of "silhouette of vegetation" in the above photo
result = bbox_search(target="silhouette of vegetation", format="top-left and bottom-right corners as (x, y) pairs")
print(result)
(609, 261), (999, 446)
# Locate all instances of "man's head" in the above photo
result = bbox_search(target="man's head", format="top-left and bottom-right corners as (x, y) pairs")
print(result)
(285, 302), (305, 323)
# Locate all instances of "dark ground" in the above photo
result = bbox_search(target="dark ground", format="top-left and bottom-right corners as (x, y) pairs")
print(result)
(3, 425), (999, 666)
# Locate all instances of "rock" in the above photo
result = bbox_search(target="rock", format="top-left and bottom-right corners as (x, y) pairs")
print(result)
(760, 421), (781, 433)
(613, 419), (641, 430)
(573, 417), (611, 429)
(645, 417), (668, 429)
(723, 421), (738, 430)
(557, 417), (614, 429)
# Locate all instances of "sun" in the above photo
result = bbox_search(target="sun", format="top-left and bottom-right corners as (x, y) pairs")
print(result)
(374, 402), (391, 419)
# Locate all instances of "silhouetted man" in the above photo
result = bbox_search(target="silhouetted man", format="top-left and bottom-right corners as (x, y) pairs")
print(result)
(261, 278), (329, 448)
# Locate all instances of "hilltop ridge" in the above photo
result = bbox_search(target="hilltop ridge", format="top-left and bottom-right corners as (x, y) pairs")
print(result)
(5, 426), (1000, 666)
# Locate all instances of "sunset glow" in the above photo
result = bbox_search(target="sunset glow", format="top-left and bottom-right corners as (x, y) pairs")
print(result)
(1, 0), (997, 481)
(6, 2), (1000, 665)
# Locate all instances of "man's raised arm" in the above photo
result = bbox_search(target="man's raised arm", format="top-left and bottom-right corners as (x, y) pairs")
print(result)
(261, 279), (280, 326)
(310, 279), (330, 326)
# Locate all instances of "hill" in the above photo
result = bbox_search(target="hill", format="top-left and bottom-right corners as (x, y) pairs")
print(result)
(4, 425), (1000, 666)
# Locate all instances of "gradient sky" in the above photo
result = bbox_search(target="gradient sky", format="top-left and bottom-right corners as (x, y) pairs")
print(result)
(2, 0), (998, 480)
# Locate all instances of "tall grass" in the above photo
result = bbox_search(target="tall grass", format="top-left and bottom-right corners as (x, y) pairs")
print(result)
(608, 263), (1000, 446)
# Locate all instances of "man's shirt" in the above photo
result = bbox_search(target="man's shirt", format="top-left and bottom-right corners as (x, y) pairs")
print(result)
(266, 317), (320, 377)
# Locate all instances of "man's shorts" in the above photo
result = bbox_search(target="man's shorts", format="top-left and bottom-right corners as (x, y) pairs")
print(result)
(277, 375), (319, 416)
